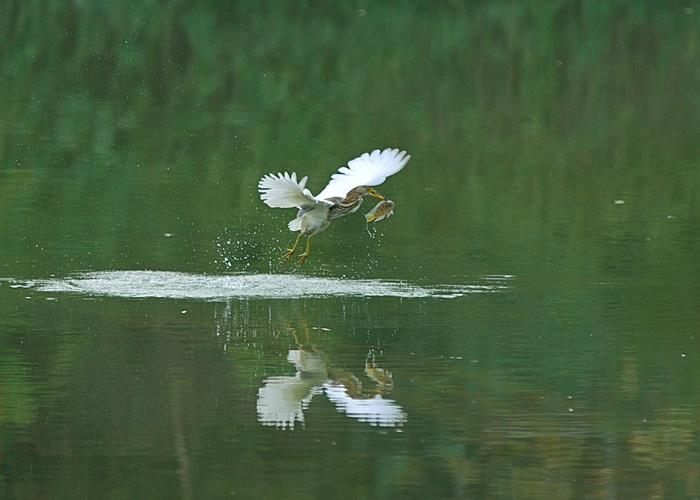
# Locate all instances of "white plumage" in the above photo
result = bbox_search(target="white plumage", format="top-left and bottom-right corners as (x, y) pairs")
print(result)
(315, 148), (410, 200)
(258, 172), (319, 209)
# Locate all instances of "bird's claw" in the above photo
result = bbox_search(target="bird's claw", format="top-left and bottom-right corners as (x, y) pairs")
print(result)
(281, 249), (295, 261)
(296, 253), (309, 266)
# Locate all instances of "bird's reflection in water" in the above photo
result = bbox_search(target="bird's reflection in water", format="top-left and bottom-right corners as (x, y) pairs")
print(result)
(257, 326), (406, 430)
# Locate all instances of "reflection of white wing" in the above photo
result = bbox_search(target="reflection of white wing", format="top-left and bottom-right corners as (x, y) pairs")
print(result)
(257, 375), (319, 430)
(324, 384), (407, 427)
(256, 349), (329, 430)
(316, 148), (410, 200)
(259, 172), (328, 209)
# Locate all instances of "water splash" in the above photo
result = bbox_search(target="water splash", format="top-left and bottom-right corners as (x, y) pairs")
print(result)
(365, 222), (377, 238)
(215, 222), (279, 273)
(18, 271), (512, 301)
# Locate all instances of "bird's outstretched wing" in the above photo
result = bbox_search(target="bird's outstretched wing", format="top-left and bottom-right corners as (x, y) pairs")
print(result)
(259, 172), (318, 208)
(315, 148), (411, 201)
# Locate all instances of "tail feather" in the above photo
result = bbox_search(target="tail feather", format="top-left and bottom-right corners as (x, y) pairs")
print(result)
(288, 217), (303, 232)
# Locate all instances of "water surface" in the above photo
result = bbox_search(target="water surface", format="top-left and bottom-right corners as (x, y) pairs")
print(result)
(1, 2), (699, 499)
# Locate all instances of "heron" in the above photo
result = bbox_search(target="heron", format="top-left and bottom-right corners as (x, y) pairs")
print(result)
(258, 148), (410, 265)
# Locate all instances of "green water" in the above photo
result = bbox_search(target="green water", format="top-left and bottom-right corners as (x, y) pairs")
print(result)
(1, 2), (700, 499)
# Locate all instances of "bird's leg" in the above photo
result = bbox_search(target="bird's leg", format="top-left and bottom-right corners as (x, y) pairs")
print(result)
(282, 232), (303, 261)
(296, 235), (313, 266)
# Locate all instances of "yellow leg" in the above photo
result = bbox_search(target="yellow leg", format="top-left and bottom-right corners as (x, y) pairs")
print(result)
(289, 325), (301, 346)
(296, 235), (313, 266)
(288, 323), (312, 347)
(282, 233), (303, 261)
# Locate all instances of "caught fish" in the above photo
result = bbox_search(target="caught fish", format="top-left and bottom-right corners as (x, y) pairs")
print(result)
(365, 199), (395, 223)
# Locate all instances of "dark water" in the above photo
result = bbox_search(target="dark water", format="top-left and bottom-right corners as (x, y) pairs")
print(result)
(2, 2), (700, 499)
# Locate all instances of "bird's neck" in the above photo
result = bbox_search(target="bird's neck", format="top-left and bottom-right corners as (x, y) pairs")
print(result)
(327, 196), (363, 220)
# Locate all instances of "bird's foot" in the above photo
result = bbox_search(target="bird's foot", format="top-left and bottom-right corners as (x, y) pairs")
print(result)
(281, 248), (296, 261)
(296, 253), (309, 266)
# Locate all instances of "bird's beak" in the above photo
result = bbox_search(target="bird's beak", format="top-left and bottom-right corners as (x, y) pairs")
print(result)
(369, 189), (385, 200)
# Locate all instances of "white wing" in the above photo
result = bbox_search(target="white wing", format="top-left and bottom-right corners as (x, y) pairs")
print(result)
(258, 172), (330, 209)
(315, 148), (410, 200)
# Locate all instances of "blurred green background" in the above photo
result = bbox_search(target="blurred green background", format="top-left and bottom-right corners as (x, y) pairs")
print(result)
(2, 1), (698, 278)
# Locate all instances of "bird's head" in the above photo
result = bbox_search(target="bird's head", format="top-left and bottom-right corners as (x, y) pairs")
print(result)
(367, 187), (386, 200)
(347, 186), (385, 200)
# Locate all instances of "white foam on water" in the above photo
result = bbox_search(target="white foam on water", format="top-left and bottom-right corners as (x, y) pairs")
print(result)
(19, 271), (512, 300)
